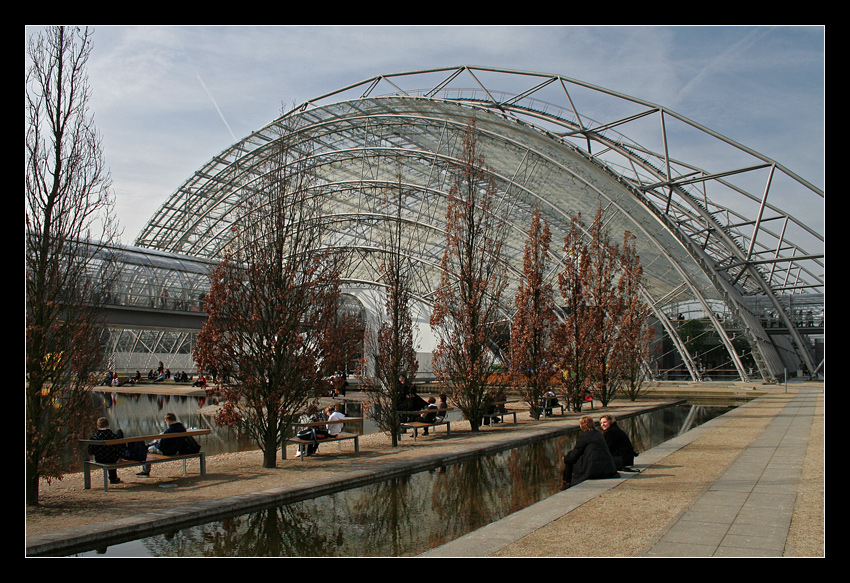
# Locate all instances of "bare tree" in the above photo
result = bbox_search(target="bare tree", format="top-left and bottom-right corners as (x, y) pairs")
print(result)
(510, 208), (558, 419)
(193, 130), (343, 468)
(25, 26), (120, 505)
(431, 122), (508, 431)
(364, 177), (420, 446)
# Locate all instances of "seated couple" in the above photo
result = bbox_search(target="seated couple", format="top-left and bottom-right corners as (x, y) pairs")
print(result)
(561, 414), (638, 490)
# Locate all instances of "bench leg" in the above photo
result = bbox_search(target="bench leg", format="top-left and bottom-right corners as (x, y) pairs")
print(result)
(199, 452), (206, 475)
(354, 436), (359, 453)
(84, 463), (92, 490)
(102, 468), (110, 492)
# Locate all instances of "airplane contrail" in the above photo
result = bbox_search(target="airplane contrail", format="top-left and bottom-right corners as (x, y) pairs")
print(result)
(196, 72), (237, 142)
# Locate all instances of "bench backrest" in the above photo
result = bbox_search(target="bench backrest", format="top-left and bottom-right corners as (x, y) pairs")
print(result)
(79, 429), (211, 447)
(297, 417), (364, 428)
(397, 407), (453, 416)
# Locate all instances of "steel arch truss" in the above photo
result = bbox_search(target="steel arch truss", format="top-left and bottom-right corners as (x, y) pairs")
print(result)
(135, 66), (824, 382)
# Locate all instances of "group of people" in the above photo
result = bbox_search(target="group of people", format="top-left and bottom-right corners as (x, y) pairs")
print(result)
(561, 413), (639, 490)
(416, 395), (449, 434)
(87, 386), (638, 491)
(297, 404), (347, 457)
(102, 369), (206, 385)
(86, 412), (197, 484)
(150, 369), (194, 382)
(395, 373), (449, 434)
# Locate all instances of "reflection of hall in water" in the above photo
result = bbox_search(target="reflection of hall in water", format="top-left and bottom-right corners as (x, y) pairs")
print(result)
(91, 391), (255, 457)
(78, 403), (734, 557)
(624, 404), (728, 455)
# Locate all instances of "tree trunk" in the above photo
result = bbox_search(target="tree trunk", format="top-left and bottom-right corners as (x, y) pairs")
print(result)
(26, 458), (40, 506)
(262, 424), (278, 468)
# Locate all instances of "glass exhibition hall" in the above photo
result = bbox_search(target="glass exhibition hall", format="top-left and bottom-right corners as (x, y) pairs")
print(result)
(93, 67), (825, 384)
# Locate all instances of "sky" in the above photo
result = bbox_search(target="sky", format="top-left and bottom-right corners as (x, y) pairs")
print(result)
(25, 25), (825, 247)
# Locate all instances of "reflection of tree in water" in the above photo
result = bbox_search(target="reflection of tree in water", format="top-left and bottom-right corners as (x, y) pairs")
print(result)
(134, 437), (572, 556)
(624, 412), (653, 455)
(140, 502), (348, 556)
(346, 472), (429, 556)
(127, 404), (735, 557)
(430, 454), (514, 538)
(503, 438), (572, 511)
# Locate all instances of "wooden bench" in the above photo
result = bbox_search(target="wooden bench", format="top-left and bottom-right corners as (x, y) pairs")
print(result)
(399, 407), (453, 441)
(482, 400), (518, 425)
(537, 395), (594, 415)
(539, 397), (567, 417)
(285, 417), (363, 460)
(79, 429), (211, 492)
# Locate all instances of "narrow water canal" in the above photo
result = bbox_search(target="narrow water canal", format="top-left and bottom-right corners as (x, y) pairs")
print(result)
(73, 403), (733, 557)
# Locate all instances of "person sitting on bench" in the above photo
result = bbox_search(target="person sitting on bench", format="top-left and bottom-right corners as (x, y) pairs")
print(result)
(137, 412), (186, 477)
(326, 404), (346, 437)
(436, 394), (449, 420)
(419, 397), (439, 435)
(88, 417), (125, 485)
(297, 405), (327, 457)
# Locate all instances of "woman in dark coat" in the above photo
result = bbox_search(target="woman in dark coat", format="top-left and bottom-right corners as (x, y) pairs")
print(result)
(561, 416), (618, 489)
(601, 414), (639, 472)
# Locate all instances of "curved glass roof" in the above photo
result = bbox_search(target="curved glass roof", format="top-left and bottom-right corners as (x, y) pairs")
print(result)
(135, 66), (824, 381)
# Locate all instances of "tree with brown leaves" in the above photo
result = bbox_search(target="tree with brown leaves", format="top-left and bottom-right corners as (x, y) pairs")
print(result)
(431, 122), (508, 431)
(556, 210), (594, 411)
(193, 132), (343, 468)
(364, 177), (420, 446)
(613, 231), (655, 400)
(510, 208), (558, 419)
(581, 207), (625, 406)
(557, 206), (653, 408)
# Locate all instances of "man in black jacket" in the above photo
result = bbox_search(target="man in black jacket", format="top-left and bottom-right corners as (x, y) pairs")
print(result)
(600, 414), (639, 472)
(137, 412), (186, 477)
(89, 417), (125, 484)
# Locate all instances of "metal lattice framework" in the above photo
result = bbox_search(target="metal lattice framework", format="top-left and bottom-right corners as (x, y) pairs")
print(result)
(134, 66), (824, 382)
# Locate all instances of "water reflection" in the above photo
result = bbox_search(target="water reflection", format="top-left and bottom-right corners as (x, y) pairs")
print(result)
(89, 391), (255, 460)
(77, 404), (733, 557)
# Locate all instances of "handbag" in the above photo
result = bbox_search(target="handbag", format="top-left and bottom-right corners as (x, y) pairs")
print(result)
(123, 440), (148, 462)
(297, 427), (316, 441)
(179, 435), (201, 454)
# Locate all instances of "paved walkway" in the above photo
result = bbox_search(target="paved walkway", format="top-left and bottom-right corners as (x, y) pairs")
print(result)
(421, 385), (822, 557)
